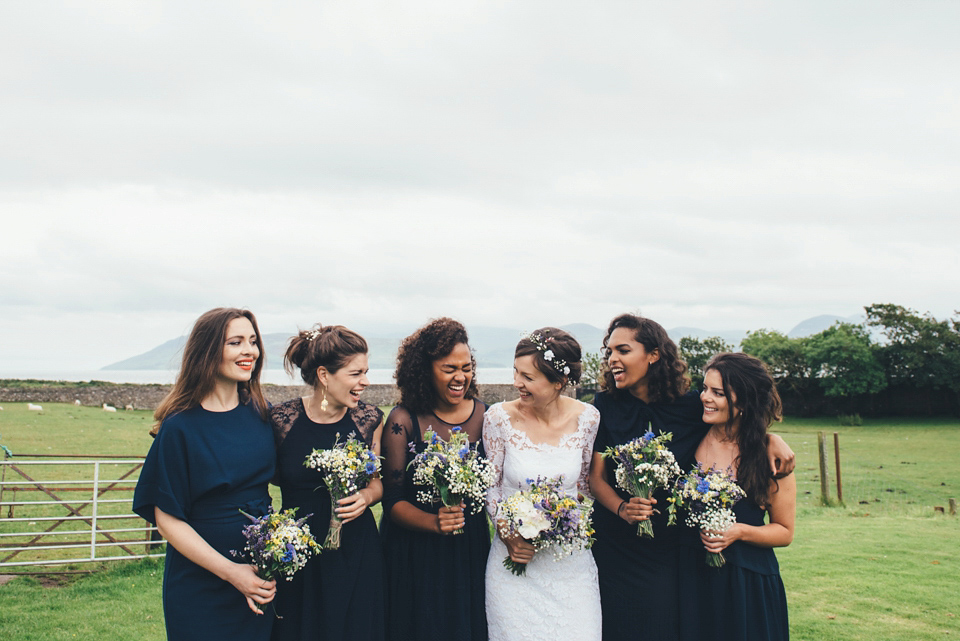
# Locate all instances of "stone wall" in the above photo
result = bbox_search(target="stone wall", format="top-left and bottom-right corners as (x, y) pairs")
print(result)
(0, 382), (523, 409)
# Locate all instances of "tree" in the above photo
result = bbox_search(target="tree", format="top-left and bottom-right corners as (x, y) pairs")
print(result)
(804, 322), (886, 397)
(740, 329), (811, 395)
(579, 351), (605, 394)
(865, 303), (960, 391)
(679, 336), (733, 389)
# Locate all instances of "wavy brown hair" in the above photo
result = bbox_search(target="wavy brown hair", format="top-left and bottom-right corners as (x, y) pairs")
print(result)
(515, 327), (582, 389)
(705, 352), (784, 508)
(394, 318), (478, 416)
(600, 313), (689, 403)
(284, 324), (368, 387)
(152, 308), (268, 435)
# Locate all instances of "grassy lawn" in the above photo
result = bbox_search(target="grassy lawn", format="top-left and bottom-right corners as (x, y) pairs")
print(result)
(1, 404), (958, 639)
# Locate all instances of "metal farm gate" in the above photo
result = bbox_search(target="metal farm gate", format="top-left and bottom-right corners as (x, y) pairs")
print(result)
(0, 455), (163, 569)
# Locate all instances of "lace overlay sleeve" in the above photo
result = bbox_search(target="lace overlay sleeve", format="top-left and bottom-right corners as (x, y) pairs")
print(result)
(482, 404), (508, 519)
(269, 399), (302, 448)
(577, 404), (601, 499)
(381, 405), (415, 513)
(349, 401), (384, 449)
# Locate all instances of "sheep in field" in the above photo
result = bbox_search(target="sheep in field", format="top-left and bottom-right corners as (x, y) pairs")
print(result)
(102, 403), (117, 413)
(27, 403), (43, 411)
(74, 399), (81, 406)
(124, 404), (134, 411)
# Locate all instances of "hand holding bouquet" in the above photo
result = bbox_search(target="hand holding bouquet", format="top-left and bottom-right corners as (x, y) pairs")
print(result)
(495, 475), (595, 576)
(669, 463), (746, 567)
(407, 426), (494, 534)
(602, 429), (681, 538)
(304, 431), (381, 549)
(234, 508), (321, 611)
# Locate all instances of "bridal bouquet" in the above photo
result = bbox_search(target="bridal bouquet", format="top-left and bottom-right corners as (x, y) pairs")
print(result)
(304, 432), (381, 550)
(602, 429), (681, 538)
(408, 426), (494, 534)
(668, 463), (746, 567)
(234, 508), (321, 610)
(495, 475), (595, 576)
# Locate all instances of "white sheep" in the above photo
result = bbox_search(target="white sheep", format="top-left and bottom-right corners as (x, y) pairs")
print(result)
(124, 404), (134, 411)
(27, 403), (43, 411)
(102, 403), (117, 413)
(74, 399), (81, 406)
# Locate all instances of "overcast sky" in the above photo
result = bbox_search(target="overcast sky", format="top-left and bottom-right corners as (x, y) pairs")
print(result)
(1, 1), (957, 371)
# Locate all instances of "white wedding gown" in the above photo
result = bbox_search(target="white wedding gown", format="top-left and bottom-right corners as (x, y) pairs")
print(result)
(483, 402), (602, 641)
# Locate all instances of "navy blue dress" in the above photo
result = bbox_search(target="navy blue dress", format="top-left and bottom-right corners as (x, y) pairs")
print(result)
(133, 403), (275, 641)
(380, 401), (490, 641)
(678, 498), (789, 641)
(269, 399), (386, 641)
(591, 390), (708, 641)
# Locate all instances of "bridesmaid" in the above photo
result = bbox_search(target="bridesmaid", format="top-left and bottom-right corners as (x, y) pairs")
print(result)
(380, 318), (489, 641)
(678, 352), (795, 641)
(588, 313), (795, 641)
(133, 308), (276, 641)
(269, 324), (385, 641)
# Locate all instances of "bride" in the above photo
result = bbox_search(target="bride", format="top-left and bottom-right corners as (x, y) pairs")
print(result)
(483, 328), (602, 641)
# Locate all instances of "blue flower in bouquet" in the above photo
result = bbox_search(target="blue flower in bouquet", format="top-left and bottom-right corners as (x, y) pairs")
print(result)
(697, 478), (711, 494)
(365, 461), (377, 475)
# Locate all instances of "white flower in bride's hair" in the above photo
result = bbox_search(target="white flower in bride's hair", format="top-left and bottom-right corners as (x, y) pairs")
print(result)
(563, 366), (571, 375)
(543, 350), (555, 361)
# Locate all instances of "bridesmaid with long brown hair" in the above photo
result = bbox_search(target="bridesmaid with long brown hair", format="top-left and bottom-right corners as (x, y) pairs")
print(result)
(134, 308), (276, 641)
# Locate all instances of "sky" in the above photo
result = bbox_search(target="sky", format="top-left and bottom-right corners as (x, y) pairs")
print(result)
(1, 1), (958, 371)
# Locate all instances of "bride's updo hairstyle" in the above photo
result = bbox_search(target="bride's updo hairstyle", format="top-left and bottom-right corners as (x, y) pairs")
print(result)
(601, 313), (689, 402)
(515, 327), (582, 389)
(704, 352), (783, 507)
(285, 324), (368, 387)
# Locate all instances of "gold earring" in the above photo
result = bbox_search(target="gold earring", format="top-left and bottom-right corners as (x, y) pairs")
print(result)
(320, 389), (328, 412)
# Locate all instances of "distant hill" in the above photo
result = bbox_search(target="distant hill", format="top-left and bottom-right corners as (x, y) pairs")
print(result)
(787, 314), (864, 338)
(102, 314), (863, 370)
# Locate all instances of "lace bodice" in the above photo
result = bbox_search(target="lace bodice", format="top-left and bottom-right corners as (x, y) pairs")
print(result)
(269, 398), (382, 449)
(482, 402), (599, 519)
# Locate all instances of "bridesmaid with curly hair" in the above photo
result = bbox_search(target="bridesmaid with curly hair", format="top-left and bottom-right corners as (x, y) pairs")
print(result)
(588, 314), (795, 641)
(380, 318), (489, 641)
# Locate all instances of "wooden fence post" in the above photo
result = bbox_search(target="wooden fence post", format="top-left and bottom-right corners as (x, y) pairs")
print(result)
(818, 431), (830, 505)
(950, 498), (957, 516)
(833, 432), (843, 503)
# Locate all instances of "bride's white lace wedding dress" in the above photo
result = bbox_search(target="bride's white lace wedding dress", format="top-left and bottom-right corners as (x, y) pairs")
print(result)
(483, 402), (602, 641)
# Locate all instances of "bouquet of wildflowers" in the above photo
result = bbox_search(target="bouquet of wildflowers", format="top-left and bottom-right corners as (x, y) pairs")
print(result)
(602, 430), (681, 538)
(495, 475), (595, 576)
(407, 426), (494, 535)
(234, 508), (321, 610)
(668, 463), (746, 567)
(304, 432), (381, 550)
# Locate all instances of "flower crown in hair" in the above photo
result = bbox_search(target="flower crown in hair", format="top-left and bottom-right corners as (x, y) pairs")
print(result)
(305, 328), (322, 341)
(520, 331), (571, 377)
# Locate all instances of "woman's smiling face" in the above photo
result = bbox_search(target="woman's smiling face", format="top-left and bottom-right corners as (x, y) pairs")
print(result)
(431, 342), (473, 410)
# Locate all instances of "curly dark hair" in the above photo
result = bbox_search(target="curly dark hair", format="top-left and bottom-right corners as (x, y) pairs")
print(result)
(705, 352), (783, 508)
(394, 318), (479, 416)
(515, 327), (582, 389)
(600, 313), (689, 403)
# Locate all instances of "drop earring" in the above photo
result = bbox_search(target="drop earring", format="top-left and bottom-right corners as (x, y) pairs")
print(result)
(320, 389), (328, 412)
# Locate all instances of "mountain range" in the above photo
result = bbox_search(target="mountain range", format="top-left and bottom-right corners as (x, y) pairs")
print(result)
(102, 314), (862, 371)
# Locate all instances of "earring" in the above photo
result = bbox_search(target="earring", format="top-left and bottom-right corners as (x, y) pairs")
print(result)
(320, 389), (328, 412)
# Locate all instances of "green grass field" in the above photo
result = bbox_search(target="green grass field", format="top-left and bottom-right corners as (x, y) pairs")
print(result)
(1, 403), (958, 640)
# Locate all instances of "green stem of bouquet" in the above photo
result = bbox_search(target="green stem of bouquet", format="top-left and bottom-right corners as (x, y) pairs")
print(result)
(705, 550), (726, 568)
(324, 488), (345, 550)
(630, 481), (655, 539)
(503, 556), (528, 576)
(437, 483), (465, 535)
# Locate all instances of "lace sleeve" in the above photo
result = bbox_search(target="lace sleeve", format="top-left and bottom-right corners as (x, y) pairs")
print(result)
(381, 405), (414, 514)
(269, 399), (302, 448)
(482, 404), (508, 519)
(349, 401), (384, 449)
(577, 404), (601, 500)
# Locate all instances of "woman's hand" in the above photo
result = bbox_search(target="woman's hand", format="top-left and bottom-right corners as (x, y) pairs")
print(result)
(436, 502), (466, 535)
(225, 563), (277, 615)
(336, 489), (371, 524)
(500, 531), (536, 564)
(618, 496), (655, 525)
(767, 434), (796, 478)
(700, 523), (743, 554)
